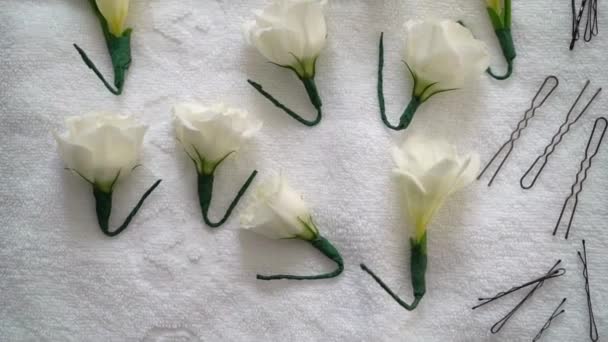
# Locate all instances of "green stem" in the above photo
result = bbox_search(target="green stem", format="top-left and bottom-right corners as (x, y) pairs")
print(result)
(360, 233), (427, 311)
(247, 77), (322, 127)
(377, 33), (421, 131)
(93, 179), (162, 237)
(487, 28), (516, 80)
(399, 96), (420, 130)
(197, 169), (258, 228)
(257, 235), (344, 280)
(73, 0), (132, 95)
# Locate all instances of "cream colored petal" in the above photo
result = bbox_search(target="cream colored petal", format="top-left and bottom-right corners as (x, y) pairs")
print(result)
(240, 175), (313, 240)
(96, 0), (130, 36)
(54, 133), (96, 183)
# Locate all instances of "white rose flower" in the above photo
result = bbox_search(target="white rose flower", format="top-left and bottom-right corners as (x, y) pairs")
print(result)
(173, 102), (262, 175)
(360, 135), (479, 311)
(404, 19), (490, 100)
(240, 175), (344, 281)
(377, 19), (489, 131)
(96, 0), (130, 37)
(54, 112), (161, 237)
(54, 113), (146, 192)
(240, 175), (319, 241)
(244, 0), (327, 78)
(392, 135), (480, 241)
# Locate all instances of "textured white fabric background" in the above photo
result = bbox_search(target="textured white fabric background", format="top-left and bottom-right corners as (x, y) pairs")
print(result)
(1, 0), (607, 341)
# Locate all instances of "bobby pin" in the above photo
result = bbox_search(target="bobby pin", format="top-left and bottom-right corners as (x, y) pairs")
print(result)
(578, 240), (599, 342)
(477, 76), (559, 186)
(520, 81), (601, 189)
(532, 298), (567, 342)
(553, 117), (607, 239)
(472, 260), (565, 310)
(472, 260), (565, 334)
(570, 0), (599, 50)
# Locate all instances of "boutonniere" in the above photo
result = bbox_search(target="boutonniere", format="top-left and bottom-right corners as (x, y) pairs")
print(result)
(173, 102), (262, 228)
(74, 0), (133, 95)
(244, 0), (327, 127)
(54, 113), (162, 237)
(361, 135), (479, 310)
(241, 175), (344, 280)
(486, 0), (516, 79)
(378, 19), (489, 130)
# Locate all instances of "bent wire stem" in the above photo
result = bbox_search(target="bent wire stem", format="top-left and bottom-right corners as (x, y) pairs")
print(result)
(360, 234), (427, 311)
(257, 235), (344, 280)
(247, 73), (322, 126)
(93, 179), (162, 237)
(487, 30), (515, 80)
(377, 33), (419, 131)
(73, 0), (132, 95)
(198, 169), (258, 228)
(486, 0), (516, 80)
(360, 264), (423, 311)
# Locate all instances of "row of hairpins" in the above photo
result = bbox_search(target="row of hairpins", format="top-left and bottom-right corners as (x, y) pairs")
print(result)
(472, 240), (598, 341)
(570, 0), (599, 50)
(477, 75), (607, 239)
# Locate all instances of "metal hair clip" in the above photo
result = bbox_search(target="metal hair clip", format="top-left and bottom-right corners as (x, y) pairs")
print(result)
(472, 260), (566, 334)
(533, 298), (567, 342)
(570, 0), (599, 50)
(477, 76), (559, 186)
(553, 117), (607, 239)
(578, 240), (599, 342)
(520, 81), (601, 189)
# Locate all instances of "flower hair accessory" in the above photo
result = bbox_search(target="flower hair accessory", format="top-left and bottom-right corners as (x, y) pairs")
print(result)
(54, 113), (162, 237)
(241, 175), (344, 280)
(244, 0), (327, 127)
(73, 0), (133, 95)
(377, 19), (489, 131)
(486, 0), (516, 80)
(361, 135), (479, 310)
(173, 102), (262, 228)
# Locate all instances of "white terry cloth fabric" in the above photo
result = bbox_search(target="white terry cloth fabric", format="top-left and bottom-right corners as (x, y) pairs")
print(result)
(1, 0), (607, 341)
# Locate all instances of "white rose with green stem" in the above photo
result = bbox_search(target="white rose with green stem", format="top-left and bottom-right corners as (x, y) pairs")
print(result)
(54, 113), (162, 237)
(244, 0), (328, 127)
(241, 175), (344, 280)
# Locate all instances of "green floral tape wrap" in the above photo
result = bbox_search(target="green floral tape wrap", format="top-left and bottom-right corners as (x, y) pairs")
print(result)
(257, 235), (344, 281)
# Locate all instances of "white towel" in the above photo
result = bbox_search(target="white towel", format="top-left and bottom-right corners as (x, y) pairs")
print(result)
(1, 0), (606, 341)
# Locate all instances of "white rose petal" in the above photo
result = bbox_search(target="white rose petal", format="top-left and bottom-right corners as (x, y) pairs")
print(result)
(173, 102), (262, 175)
(244, 0), (327, 77)
(54, 112), (146, 191)
(96, 0), (130, 37)
(240, 175), (318, 240)
(392, 135), (479, 238)
(404, 19), (490, 99)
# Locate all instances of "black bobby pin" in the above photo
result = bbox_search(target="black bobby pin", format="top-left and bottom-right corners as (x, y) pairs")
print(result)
(472, 260), (565, 334)
(553, 117), (607, 239)
(533, 298), (567, 342)
(578, 240), (599, 342)
(477, 76), (559, 186)
(520, 81), (601, 189)
(472, 260), (565, 310)
(570, 0), (599, 50)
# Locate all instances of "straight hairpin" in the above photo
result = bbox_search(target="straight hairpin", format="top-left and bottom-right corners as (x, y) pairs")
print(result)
(553, 117), (607, 239)
(578, 240), (599, 342)
(532, 298), (567, 342)
(477, 76), (558, 186)
(472, 260), (565, 334)
(520, 81), (601, 189)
